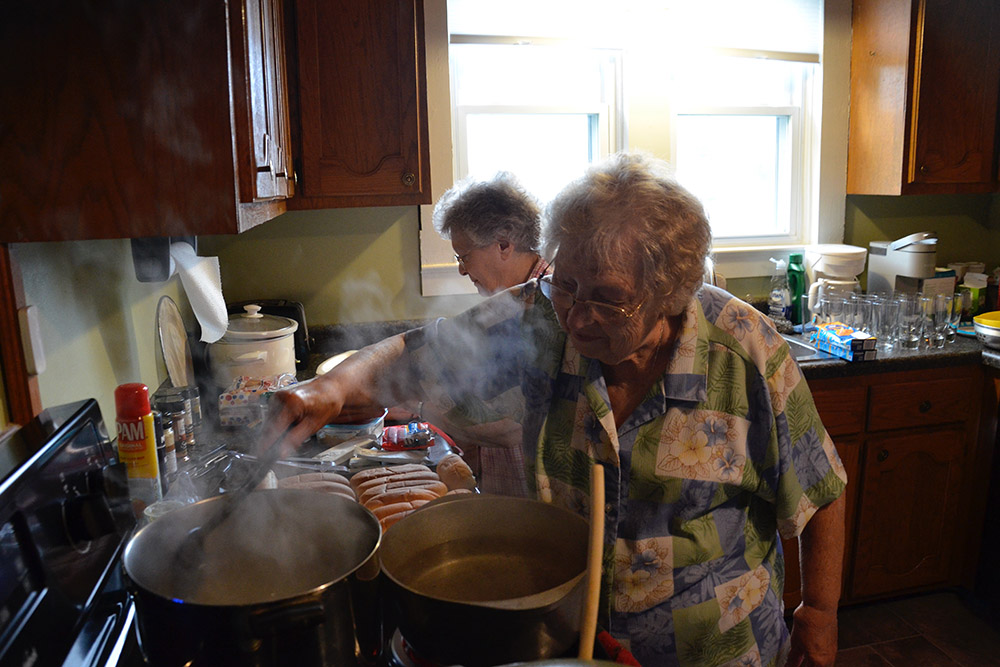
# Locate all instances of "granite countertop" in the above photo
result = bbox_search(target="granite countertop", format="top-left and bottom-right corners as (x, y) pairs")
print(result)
(790, 332), (1000, 380)
(304, 320), (1000, 383)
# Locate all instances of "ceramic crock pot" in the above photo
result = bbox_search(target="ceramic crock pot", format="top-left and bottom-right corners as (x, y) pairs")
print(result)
(208, 304), (298, 388)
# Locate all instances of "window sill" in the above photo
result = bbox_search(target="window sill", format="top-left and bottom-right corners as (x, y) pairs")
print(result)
(711, 245), (806, 280)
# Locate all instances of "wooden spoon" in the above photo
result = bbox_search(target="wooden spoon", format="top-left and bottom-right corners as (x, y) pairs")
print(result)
(578, 462), (605, 660)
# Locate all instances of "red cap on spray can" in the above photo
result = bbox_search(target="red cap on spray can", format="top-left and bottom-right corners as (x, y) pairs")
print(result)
(115, 382), (152, 419)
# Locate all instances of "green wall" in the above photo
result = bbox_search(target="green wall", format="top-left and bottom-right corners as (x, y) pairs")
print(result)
(12, 192), (1000, 421)
(846, 194), (1000, 289)
(727, 194), (1000, 300)
(198, 206), (480, 325)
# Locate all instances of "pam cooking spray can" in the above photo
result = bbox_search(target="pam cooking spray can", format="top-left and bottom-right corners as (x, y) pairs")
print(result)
(115, 382), (163, 514)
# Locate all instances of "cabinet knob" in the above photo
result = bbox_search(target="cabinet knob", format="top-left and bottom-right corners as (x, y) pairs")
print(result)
(919, 164), (929, 174)
(918, 400), (932, 413)
(401, 172), (416, 187)
(877, 449), (889, 462)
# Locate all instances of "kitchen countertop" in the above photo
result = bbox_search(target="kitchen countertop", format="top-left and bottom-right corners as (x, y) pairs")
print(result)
(788, 332), (1000, 380)
(307, 320), (1000, 382)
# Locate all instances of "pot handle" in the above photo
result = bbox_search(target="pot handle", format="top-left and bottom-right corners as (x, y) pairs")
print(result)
(247, 599), (326, 635)
(231, 351), (268, 364)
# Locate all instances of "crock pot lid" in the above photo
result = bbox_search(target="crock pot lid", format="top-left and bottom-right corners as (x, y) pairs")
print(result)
(223, 305), (298, 340)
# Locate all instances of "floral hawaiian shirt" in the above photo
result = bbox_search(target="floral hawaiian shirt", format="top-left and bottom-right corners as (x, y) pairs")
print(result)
(406, 281), (847, 667)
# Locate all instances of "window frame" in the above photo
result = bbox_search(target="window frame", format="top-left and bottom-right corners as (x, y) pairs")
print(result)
(453, 104), (614, 186)
(671, 104), (803, 246)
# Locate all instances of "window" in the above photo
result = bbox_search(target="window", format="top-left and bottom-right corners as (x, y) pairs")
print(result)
(420, 0), (833, 295)
(671, 56), (817, 246)
(450, 40), (620, 202)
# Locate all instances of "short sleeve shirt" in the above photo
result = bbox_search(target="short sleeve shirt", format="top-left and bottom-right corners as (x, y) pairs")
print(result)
(406, 281), (847, 667)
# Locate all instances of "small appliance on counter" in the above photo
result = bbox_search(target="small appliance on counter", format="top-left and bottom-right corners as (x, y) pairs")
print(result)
(0, 400), (144, 666)
(804, 244), (867, 313)
(867, 232), (938, 294)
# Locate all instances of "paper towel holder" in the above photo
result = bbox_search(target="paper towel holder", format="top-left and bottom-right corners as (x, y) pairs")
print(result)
(131, 236), (198, 282)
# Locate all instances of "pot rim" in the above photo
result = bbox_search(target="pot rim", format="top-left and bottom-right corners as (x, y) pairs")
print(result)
(124, 490), (381, 607)
(379, 495), (589, 611)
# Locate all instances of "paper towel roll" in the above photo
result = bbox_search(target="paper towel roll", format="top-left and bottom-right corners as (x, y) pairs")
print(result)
(169, 242), (228, 343)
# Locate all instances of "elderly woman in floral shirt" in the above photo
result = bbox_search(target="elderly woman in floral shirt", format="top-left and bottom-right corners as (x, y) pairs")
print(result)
(266, 152), (846, 666)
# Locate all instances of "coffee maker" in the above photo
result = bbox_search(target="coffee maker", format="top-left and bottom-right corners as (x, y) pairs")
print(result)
(805, 244), (868, 313)
(866, 232), (938, 294)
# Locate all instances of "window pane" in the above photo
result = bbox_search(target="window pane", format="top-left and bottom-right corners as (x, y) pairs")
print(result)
(464, 113), (596, 201)
(451, 44), (614, 107)
(674, 115), (789, 238)
(671, 57), (807, 107)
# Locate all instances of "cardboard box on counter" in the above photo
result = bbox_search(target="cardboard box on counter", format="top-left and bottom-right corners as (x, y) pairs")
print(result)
(809, 321), (878, 362)
(893, 273), (955, 299)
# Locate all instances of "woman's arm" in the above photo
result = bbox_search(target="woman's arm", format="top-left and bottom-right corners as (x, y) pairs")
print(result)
(787, 492), (846, 666)
(262, 333), (413, 456)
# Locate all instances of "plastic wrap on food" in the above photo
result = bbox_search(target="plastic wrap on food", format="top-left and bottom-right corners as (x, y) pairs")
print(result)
(218, 373), (297, 427)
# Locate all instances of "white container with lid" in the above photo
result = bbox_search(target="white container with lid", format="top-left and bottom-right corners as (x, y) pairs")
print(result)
(207, 304), (298, 389)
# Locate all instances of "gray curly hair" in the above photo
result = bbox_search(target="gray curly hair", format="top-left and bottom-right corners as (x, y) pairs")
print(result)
(432, 172), (542, 252)
(542, 152), (712, 316)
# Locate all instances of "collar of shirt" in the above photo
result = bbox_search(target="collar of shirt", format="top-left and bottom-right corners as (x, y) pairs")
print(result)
(527, 257), (553, 282)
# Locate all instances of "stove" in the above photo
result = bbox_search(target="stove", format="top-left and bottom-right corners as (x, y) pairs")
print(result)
(381, 629), (442, 667)
(0, 399), (144, 667)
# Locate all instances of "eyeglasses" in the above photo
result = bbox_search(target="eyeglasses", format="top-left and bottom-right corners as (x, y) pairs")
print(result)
(453, 250), (475, 266)
(538, 275), (644, 321)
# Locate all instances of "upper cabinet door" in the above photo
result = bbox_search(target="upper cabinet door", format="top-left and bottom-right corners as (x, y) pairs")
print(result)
(0, 0), (289, 243)
(287, 0), (431, 208)
(240, 0), (296, 202)
(847, 0), (1000, 195)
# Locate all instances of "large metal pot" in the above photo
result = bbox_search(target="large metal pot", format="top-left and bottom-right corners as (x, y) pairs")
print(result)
(379, 495), (590, 667)
(123, 489), (381, 666)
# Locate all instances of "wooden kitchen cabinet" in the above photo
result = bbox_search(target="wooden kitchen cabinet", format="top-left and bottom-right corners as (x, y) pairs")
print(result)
(0, 0), (290, 243)
(847, 0), (1000, 195)
(781, 364), (985, 610)
(851, 426), (966, 597)
(240, 0), (296, 203)
(284, 0), (432, 208)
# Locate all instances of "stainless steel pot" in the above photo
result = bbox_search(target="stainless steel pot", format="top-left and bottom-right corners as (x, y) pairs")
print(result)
(123, 489), (381, 666)
(378, 495), (590, 667)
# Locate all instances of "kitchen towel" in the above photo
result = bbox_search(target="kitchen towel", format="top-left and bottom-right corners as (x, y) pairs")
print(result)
(168, 241), (228, 343)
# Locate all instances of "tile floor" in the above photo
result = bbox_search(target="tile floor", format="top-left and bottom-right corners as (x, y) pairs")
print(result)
(835, 590), (1000, 665)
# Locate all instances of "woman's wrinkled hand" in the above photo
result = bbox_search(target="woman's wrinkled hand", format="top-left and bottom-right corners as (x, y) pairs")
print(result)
(787, 603), (838, 667)
(260, 376), (347, 458)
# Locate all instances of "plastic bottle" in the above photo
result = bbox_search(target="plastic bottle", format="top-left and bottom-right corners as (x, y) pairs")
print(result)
(788, 252), (807, 326)
(115, 382), (163, 513)
(768, 257), (791, 321)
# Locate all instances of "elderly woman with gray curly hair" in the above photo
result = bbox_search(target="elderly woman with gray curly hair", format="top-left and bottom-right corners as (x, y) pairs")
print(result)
(266, 151), (846, 666)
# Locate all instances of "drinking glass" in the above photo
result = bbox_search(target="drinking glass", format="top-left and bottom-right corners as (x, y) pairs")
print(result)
(919, 296), (934, 349)
(930, 293), (951, 349)
(855, 294), (875, 334)
(875, 295), (898, 350)
(947, 292), (963, 342)
(827, 296), (846, 326)
(897, 294), (922, 350)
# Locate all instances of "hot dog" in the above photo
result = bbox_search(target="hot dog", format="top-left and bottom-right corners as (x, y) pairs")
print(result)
(358, 479), (447, 506)
(355, 470), (441, 496)
(364, 486), (442, 509)
(349, 464), (434, 491)
(372, 499), (430, 530)
(436, 454), (477, 491)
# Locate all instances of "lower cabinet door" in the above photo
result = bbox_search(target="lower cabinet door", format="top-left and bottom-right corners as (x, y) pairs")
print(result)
(850, 427), (966, 599)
